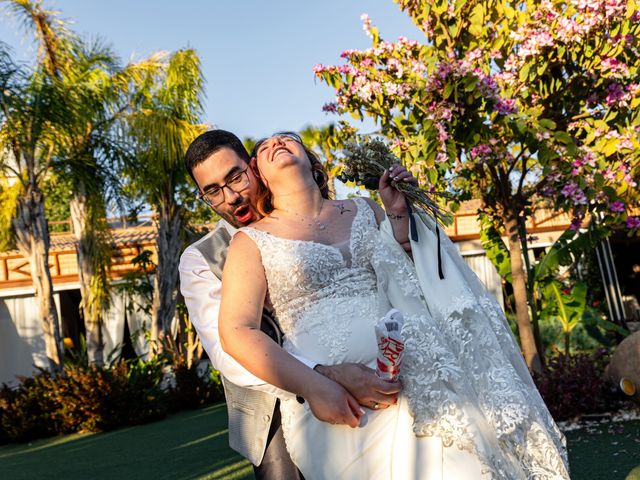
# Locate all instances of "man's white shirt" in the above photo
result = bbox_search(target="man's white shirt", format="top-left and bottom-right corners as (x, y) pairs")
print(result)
(179, 219), (315, 397)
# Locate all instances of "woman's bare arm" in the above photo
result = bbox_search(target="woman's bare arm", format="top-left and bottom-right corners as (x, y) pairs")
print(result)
(219, 232), (363, 427)
(374, 165), (417, 251)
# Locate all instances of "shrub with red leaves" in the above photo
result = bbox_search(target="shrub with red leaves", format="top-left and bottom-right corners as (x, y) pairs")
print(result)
(532, 349), (631, 421)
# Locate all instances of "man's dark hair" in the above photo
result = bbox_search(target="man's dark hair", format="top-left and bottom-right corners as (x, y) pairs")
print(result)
(184, 129), (250, 186)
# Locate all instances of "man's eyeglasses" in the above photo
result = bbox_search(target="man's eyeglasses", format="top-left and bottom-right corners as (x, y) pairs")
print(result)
(198, 168), (250, 207)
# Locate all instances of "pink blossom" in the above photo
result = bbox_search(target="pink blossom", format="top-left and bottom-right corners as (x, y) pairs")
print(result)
(503, 55), (518, 72)
(582, 150), (597, 167)
(421, 18), (435, 37)
(609, 201), (625, 212)
(627, 217), (640, 229)
(556, 17), (580, 42)
(312, 64), (325, 75)
(495, 71), (515, 83)
(340, 49), (357, 59)
(470, 144), (492, 159)
(398, 36), (418, 47)
(436, 122), (449, 142)
(569, 216), (584, 231)
(465, 48), (483, 63)
(624, 173), (637, 188)
(603, 168), (616, 181)
(322, 102), (338, 114)
(619, 137), (634, 149)
(495, 98), (518, 115)
(387, 58), (405, 78)
(478, 74), (499, 98)
(436, 152), (448, 163)
(541, 185), (555, 196)
(440, 107), (453, 121)
(561, 183), (588, 205)
(361, 13), (373, 38)
(601, 57), (629, 75)
(519, 30), (554, 57)
(536, 130), (551, 141)
(605, 82), (629, 107)
(547, 171), (562, 182)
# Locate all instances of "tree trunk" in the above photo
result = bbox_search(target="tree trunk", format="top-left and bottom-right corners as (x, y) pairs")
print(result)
(69, 182), (104, 365)
(504, 212), (542, 373)
(151, 203), (182, 348)
(13, 188), (63, 370)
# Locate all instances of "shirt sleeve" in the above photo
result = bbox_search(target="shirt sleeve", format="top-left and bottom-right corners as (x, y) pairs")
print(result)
(179, 245), (316, 397)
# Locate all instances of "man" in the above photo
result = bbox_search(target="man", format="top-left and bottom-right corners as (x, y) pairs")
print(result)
(180, 130), (401, 480)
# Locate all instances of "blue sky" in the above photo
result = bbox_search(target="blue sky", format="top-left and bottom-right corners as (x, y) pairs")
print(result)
(0, 0), (422, 140)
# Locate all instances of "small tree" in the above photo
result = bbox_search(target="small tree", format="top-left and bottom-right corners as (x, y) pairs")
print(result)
(315, 0), (640, 371)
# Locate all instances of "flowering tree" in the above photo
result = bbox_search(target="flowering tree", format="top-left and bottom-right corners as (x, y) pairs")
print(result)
(315, 0), (640, 371)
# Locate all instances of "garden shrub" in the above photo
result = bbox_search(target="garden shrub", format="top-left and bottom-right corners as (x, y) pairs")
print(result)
(46, 361), (168, 434)
(533, 349), (631, 421)
(168, 361), (224, 412)
(0, 372), (58, 442)
(0, 356), (214, 444)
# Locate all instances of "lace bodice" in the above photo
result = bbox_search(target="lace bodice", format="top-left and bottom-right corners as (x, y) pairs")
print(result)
(240, 198), (379, 340)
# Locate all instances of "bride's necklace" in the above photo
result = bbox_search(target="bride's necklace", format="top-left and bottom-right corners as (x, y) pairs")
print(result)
(276, 198), (327, 231)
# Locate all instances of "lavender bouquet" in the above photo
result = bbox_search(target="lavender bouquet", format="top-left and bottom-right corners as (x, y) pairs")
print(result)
(338, 138), (451, 225)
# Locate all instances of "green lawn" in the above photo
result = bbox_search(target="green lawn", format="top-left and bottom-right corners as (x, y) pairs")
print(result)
(1, 404), (639, 480)
(0, 403), (253, 480)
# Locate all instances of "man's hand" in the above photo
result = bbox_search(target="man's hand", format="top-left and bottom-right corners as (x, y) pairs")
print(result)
(315, 363), (401, 410)
(303, 374), (364, 428)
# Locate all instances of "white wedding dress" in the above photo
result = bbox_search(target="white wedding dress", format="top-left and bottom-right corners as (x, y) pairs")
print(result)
(241, 198), (569, 480)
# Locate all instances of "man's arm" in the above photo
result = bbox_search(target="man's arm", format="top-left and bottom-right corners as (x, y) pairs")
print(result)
(180, 241), (400, 407)
(180, 246), (289, 397)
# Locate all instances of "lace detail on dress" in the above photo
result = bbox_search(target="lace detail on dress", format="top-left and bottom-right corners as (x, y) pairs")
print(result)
(240, 198), (378, 363)
(369, 217), (569, 479)
(238, 197), (569, 479)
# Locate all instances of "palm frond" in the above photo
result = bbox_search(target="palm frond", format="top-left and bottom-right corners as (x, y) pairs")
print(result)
(1, 0), (74, 76)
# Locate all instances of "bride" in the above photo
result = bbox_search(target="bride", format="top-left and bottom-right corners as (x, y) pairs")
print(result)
(218, 133), (570, 479)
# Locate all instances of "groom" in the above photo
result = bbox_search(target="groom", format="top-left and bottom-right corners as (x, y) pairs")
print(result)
(180, 130), (402, 479)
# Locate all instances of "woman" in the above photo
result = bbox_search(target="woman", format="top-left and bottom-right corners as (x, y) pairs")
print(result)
(219, 133), (569, 479)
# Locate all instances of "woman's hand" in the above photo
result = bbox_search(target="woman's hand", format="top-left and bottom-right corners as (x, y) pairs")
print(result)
(378, 165), (418, 217)
(303, 374), (364, 428)
(314, 363), (401, 409)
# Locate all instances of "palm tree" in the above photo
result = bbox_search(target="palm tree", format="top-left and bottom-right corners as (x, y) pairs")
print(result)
(0, 43), (66, 368)
(125, 48), (206, 346)
(4, 0), (115, 365)
(3, 0), (165, 365)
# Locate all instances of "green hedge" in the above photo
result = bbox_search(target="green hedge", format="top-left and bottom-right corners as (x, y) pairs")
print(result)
(0, 359), (224, 444)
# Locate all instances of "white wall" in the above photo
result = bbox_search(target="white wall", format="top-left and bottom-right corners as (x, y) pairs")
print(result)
(462, 253), (505, 309)
(0, 294), (59, 385)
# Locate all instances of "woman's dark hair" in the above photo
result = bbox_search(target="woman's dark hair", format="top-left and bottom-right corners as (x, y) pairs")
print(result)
(250, 132), (330, 216)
